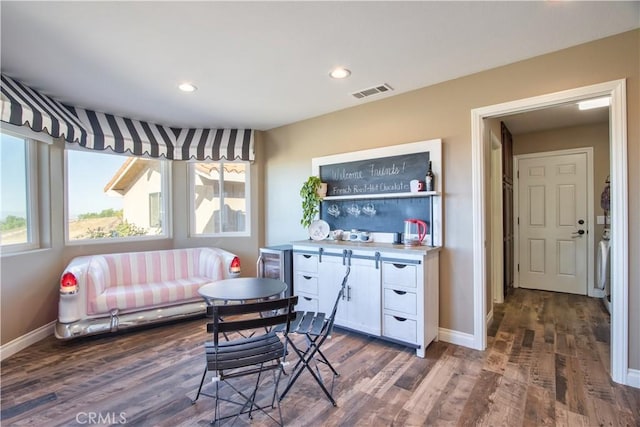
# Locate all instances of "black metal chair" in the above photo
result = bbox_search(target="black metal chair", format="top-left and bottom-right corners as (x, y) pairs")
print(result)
(277, 263), (351, 407)
(192, 296), (298, 426)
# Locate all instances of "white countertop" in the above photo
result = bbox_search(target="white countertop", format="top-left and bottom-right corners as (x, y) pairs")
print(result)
(291, 239), (441, 255)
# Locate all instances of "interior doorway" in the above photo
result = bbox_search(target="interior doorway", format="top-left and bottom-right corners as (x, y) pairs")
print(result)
(514, 149), (593, 295)
(471, 79), (629, 385)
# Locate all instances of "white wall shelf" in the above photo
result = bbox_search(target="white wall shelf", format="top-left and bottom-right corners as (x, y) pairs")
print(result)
(322, 191), (439, 201)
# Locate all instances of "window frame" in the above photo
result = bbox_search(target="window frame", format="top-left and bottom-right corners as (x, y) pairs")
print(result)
(0, 129), (40, 254)
(64, 147), (172, 245)
(188, 160), (251, 238)
(148, 192), (162, 229)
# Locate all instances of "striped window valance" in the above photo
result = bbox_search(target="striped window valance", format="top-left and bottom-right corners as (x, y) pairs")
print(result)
(0, 74), (88, 145)
(1, 74), (254, 161)
(69, 107), (254, 161)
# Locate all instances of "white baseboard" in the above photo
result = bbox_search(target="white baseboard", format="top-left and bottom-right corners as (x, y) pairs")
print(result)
(486, 310), (494, 328)
(627, 368), (640, 389)
(0, 321), (55, 361)
(438, 327), (476, 349)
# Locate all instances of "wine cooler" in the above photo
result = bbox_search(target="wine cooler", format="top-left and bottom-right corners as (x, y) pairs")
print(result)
(257, 244), (293, 297)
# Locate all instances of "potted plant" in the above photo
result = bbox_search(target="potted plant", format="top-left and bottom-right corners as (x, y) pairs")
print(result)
(300, 176), (326, 228)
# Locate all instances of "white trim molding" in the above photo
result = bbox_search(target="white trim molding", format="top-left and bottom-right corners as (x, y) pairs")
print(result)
(0, 321), (55, 361)
(627, 369), (640, 389)
(608, 80), (629, 385)
(439, 327), (477, 349)
(471, 79), (629, 385)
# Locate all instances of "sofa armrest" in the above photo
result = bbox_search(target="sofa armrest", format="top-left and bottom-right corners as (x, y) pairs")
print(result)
(199, 247), (238, 280)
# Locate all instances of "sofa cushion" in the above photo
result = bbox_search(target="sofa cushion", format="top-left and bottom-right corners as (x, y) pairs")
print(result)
(85, 248), (225, 315)
(90, 277), (210, 315)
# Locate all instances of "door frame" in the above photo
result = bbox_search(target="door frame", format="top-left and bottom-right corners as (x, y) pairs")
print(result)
(513, 148), (595, 296)
(490, 131), (504, 305)
(471, 79), (629, 385)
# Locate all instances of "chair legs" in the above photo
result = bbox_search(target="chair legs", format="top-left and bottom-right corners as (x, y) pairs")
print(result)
(279, 334), (339, 406)
(192, 367), (208, 404)
(193, 362), (286, 426)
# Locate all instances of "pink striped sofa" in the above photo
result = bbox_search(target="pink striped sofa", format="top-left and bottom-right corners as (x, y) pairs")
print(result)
(55, 247), (240, 339)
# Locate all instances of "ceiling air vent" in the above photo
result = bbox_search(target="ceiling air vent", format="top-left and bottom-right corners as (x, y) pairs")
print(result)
(351, 83), (394, 99)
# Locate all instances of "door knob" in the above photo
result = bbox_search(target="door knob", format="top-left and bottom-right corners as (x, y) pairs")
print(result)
(572, 229), (585, 238)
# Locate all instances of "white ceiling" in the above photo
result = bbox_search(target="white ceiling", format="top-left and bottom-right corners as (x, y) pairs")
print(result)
(501, 100), (610, 135)
(1, 1), (638, 131)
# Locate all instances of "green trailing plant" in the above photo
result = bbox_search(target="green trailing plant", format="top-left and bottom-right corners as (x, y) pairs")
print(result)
(300, 176), (324, 229)
(85, 220), (147, 239)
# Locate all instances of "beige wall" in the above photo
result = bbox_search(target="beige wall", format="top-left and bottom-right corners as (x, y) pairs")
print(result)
(263, 30), (639, 369)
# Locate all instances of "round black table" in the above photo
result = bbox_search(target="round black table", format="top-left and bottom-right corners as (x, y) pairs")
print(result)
(198, 277), (287, 303)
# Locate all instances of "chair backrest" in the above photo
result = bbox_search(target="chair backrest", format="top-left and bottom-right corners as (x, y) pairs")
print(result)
(325, 265), (351, 334)
(207, 296), (299, 345)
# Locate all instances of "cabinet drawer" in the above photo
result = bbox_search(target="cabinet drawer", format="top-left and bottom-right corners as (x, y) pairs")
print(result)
(295, 273), (318, 295)
(384, 288), (417, 315)
(382, 262), (417, 288)
(383, 314), (417, 344)
(294, 253), (318, 273)
(295, 293), (319, 313)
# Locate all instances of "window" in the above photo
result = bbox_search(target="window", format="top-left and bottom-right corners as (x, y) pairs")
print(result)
(65, 149), (171, 243)
(149, 192), (161, 228)
(189, 161), (249, 236)
(0, 131), (39, 252)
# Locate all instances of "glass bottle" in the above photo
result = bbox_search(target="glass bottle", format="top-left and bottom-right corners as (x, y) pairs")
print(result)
(425, 161), (435, 192)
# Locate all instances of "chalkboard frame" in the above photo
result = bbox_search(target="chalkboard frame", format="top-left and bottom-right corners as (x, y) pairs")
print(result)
(311, 139), (443, 246)
(319, 151), (430, 197)
(312, 139), (442, 195)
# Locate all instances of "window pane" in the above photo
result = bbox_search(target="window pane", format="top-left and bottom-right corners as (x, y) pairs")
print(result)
(0, 133), (30, 246)
(149, 192), (161, 228)
(192, 162), (248, 234)
(67, 150), (167, 241)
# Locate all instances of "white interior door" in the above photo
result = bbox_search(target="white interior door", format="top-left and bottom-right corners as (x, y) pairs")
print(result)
(517, 152), (588, 294)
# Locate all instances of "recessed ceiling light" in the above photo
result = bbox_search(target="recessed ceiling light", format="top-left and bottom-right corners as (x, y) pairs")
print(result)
(178, 82), (197, 93)
(329, 67), (351, 79)
(577, 96), (610, 110)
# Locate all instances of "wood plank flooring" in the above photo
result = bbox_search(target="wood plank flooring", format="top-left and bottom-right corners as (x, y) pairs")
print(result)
(2, 289), (638, 426)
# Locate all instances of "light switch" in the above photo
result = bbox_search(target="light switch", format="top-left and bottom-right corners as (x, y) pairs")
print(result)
(596, 215), (609, 225)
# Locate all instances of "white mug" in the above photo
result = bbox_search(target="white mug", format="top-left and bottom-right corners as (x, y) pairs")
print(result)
(410, 179), (420, 192)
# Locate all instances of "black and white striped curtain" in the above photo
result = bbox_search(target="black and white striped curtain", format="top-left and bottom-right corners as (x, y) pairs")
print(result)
(69, 107), (254, 161)
(0, 74), (88, 145)
(1, 74), (254, 161)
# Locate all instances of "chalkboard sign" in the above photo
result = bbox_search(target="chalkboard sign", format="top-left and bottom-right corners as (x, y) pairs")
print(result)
(319, 152), (429, 197)
(321, 197), (430, 233)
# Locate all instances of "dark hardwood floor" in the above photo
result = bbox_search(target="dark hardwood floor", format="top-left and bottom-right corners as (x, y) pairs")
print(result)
(1, 289), (638, 426)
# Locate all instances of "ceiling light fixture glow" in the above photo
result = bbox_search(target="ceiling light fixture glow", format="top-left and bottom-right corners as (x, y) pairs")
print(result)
(577, 96), (610, 110)
(329, 67), (351, 79)
(178, 82), (197, 93)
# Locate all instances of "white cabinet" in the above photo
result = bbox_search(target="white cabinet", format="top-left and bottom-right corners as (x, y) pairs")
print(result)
(318, 253), (381, 336)
(292, 242), (439, 358)
(293, 253), (320, 313)
(381, 262), (420, 346)
(381, 253), (439, 357)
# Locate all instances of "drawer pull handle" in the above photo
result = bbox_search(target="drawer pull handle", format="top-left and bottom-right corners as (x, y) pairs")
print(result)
(393, 290), (407, 295)
(392, 263), (408, 269)
(303, 275), (312, 280)
(303, 297), (312, 301)
(303, 254), (312, 259)
(393, 316), (407, 322)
